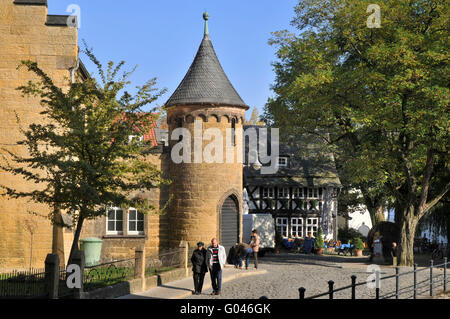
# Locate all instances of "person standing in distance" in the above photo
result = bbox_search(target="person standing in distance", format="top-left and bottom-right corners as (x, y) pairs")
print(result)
(250, 229), (261, 269)
(206, 238), (226, 295)
(191, 241), (208, 295)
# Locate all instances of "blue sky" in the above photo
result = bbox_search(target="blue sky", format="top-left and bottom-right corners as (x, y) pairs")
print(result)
(47, 0), (298, 116)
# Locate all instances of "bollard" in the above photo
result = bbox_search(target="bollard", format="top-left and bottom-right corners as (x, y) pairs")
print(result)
(430, 260), (434, 297)
(299, 287), (306, 299)
(375, 270), (380, 299)
(413, 264), (417, 299)
(395, 267), (400, 299)
(328, 280), (334, 299)
(351, 275), (357, 299)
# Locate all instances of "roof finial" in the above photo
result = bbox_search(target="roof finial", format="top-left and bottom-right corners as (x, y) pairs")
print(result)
(203, 11), (209, 36)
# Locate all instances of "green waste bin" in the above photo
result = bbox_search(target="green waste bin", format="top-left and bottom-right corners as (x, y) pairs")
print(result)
(80, 237), (103, 267)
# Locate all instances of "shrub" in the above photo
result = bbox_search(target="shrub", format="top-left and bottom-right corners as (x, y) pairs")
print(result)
(315, 227), (324, 249)
(351, 237), (365, 250)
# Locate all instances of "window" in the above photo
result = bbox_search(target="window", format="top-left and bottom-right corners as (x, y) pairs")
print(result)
(231, 118), (236, 146)
(307, 188), (320, 199)
(128, 135), (144, 145)
(277, 157), (288, 167)
(291, 218), (303, 238)
(276, 217), (288, 238)
(262, 187), (274, 199)
(278, 187), (289, 199)
(128, 208), (144, 234)
(293, 188), (304, 198)
(177, 118), (183, 142)
(306, 218), (319, 237)
(107, 207), (123, 234)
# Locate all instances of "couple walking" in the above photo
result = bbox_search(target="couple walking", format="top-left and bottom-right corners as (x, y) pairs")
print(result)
(190, 238), (226, 295)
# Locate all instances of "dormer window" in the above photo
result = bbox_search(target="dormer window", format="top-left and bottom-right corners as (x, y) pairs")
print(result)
(278, 157), (288, 167)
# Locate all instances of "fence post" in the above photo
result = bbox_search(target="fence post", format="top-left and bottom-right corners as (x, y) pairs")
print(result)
(179, 241), (189, 277)
(413, 264), (417, 299)
(299, 287), (305, 299)
(375, 270), (380, 299)
(135, 246), (146, 291)
(328, 280), (334, 299)
(430, 259), (434, 297)
(395, 267), (400, 299)
(44, 254), (60, 299)
(71, 250), (85, 299)
(351, 275), (357, 299)
(444, 257), (447, 292)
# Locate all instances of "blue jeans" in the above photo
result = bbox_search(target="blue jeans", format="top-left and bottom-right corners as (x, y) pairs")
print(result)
(210, 263), (222, 292)
(244, 248), (253, 268)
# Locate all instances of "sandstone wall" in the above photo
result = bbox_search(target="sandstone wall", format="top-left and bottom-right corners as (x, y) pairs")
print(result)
(0, 0), (78, 270)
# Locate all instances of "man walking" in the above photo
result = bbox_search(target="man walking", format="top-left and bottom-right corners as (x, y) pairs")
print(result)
(250, 229), (260, 269)
(206, 238), (227, 295)
(191, 242), (208, 295)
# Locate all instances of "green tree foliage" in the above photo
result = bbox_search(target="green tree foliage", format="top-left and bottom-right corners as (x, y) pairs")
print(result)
(0, 46), (169, 263)
(351, 237), (365, 250)
(315, 227), (325, 249)
(264, 0), (449, 265)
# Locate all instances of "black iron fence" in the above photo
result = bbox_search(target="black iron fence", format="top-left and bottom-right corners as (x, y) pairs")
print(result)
(0, 268), (47, 299)
(299, 257), (448, 299)
(145, 247), (187, 276)
(83, 257), (135, 292)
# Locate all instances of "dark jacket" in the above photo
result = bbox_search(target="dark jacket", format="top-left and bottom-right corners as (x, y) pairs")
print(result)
(191, 248), (208, 273)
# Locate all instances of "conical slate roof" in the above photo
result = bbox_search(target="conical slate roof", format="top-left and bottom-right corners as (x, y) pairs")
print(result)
(165, 15), (247, 108)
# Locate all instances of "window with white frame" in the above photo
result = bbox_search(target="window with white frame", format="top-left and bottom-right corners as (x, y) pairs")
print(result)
(276, 217), (288, 238)
(127, 135), (144, 145)
(262, 187), (275, 199)
(107, 207), (124, 234)
(128, 208), (144, 234)
(277, 157), (288, 167)
(293, 187), (304, 198)
(306, 217), (319, 237)
(278, 187), (289, 199)
(307, 188), (320, 199)
(291, 218), (303, 238)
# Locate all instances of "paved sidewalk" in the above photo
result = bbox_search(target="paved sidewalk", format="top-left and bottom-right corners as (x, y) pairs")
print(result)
(118, 265), (267, 299)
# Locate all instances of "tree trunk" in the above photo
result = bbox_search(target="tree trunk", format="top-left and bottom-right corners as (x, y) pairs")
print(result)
(397, 206), (419, 266)
(368, 203), (385, 227)
(67, 216), (84, 265)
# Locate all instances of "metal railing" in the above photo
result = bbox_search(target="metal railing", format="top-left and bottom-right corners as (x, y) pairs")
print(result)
(298, 257), (448, 299)
(0, 268), (47, 298)
(83, 257), (136, 292)
(145, 247), (187, 276)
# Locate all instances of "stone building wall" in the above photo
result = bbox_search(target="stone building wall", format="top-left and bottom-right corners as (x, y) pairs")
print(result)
(167, 106), (246, 249)
(81, 151), (171, 262)
(0, 0), (79, 270)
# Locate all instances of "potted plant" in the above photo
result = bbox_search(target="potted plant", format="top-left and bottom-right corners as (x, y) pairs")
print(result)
(351, 237), (365, 256)
(315, 227), (324, 255)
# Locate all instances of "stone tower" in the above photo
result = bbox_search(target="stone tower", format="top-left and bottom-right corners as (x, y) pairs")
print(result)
(166, 13), (249, 251)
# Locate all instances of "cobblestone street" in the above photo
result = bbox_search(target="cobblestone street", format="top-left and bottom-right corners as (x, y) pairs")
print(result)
(186, 254), (448, 299)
